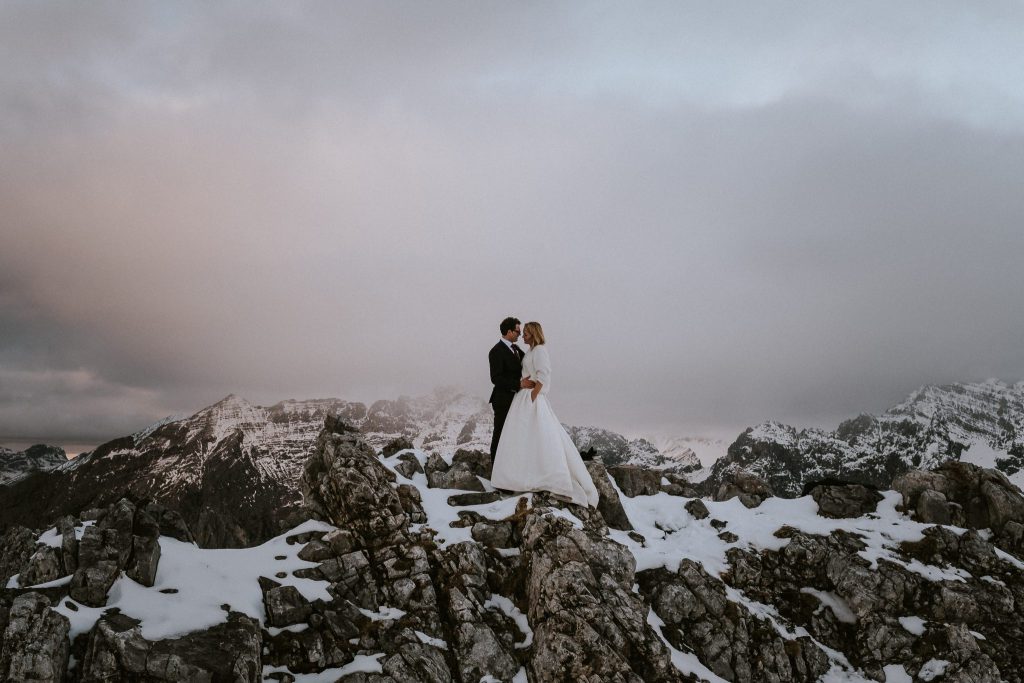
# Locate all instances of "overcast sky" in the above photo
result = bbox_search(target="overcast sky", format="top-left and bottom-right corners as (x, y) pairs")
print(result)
(2, 1), (1023, 448)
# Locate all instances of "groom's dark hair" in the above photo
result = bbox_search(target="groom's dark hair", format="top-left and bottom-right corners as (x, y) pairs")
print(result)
(499, 317), (521, 335)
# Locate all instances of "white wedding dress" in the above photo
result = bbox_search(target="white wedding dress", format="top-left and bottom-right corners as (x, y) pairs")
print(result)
(491, 345), (599, 507)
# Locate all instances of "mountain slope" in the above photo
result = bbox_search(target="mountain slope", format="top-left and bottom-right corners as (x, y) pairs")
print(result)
(706, 380), (1024, 496)
(0, 444), (67, 485)
(0, 389), (683, 547)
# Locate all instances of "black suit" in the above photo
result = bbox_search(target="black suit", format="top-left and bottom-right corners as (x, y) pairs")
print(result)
(489, 340), (523, 458)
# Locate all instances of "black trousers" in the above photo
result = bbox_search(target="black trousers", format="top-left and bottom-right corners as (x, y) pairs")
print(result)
(490, 394), (515, 460)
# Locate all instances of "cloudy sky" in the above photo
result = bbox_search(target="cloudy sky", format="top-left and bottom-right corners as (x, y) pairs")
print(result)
(2, 1), (1023, 449)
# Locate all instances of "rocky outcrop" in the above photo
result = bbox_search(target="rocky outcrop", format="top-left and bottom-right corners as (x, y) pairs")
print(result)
(0, 525), (40, 586)
(806, 480), (884, 519)
(719, 522), (1020, 681)
(521, 511), (685, 682)
(68, 498), (170, 606)
(894, 460), (1024, 559)
(78, 611), (261, 682)
(0, 592), (70, 682)
(713, 468), (774, 508)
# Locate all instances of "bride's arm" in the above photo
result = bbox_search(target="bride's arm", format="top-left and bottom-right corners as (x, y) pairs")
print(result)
(531, 346), (551, 402)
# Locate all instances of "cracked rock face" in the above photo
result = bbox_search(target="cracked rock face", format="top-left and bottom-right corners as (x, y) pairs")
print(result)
(79, 611), (261, 682)
(0, 592), (70, 682)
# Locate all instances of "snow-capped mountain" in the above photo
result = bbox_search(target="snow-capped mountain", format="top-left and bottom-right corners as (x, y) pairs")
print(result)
(0, 444), (67, 485)
(0, 388), (680, 547)
(706, 379), (1024, 497)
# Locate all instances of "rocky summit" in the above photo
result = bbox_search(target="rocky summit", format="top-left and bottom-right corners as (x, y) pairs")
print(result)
(705, 380), (1024, 498)
(2, 412), (1024, 682)
(0, 389), (691, 548)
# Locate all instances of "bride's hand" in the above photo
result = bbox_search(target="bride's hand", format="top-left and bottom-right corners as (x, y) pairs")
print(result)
(530, 385), (541, 402)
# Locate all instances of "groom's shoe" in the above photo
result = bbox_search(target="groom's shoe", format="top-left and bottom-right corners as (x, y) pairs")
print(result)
(580, 447), (597, 461)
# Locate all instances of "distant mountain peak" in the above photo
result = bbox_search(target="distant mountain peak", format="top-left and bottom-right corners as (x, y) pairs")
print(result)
(706, 379), (1024, 497)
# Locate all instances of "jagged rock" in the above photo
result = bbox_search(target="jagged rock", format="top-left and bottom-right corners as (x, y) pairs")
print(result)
(302, 418), (415, 545)
(380, 631), (453, 682)
(807, 481), (884, 519)
(424, 453), (449, 478)
(297, 540), (334, 562)
(18, 546), (64, 587)
(684, 499), (710, 520)
(0, 526), (41, 586)
(259, 577), (313, 627)
(382, 437), (414, 458)
(69, 560), (121, 607)
(321, 529), (359, 556)
(916, 489), (963, 525)
(450, 449), (492, 478)
(0, 592), (70, 682)
(427, 464), (485, 492)
(522, 510), (684, 682)
(125, 535), (161, 587)
(436, 543), (519, 682)
(320, 550), (380, 610)
(57, 516), (79, 574)
(448, 491), (502, 506)
(608, 464), (662, 497)
(660, 472), (700, 497)
(586, 461), (633, 531)
(471, 521), (515, 548)
(142, 502), (195, 544)
(69, 519), (133, 607)
(715, 469), (774, 508)
(894, 461), (1024, 535)
(641, 559), (831, 682)
(79, 611), (261, 682)
(393, 452), (423, 479)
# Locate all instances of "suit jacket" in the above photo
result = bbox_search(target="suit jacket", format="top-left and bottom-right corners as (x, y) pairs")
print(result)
(489, 341), (522, 404)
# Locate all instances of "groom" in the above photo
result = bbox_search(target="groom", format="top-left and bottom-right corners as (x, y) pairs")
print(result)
(489, 316), (534, 460)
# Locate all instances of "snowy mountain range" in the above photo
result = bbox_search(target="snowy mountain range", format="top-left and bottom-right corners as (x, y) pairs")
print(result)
(0, 388), (695, 548)
(705, 379), (1024, 496)
(0, 444), (67, 486)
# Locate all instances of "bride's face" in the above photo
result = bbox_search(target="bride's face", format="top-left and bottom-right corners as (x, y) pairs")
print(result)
(523, 329), (533, 345)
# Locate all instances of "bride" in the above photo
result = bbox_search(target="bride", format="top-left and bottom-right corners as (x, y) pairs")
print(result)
(490, 322), (599, 507)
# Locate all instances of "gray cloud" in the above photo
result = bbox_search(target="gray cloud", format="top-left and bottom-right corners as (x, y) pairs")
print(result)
(2, 2), (1023, 445)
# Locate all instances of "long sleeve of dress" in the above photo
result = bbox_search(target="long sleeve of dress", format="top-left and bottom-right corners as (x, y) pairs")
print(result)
(533, 346), (551, 390)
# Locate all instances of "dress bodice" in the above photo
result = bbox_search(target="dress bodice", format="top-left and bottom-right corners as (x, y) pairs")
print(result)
(522, 346), (551, 394)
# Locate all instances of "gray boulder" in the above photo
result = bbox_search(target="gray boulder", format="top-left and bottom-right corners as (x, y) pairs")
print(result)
(79, 611), (261, 682)
(18, 546), (65, 587)
(0, 592), (70, 682)
(808, 482), (884, 519)
(714, 468), (774, 508)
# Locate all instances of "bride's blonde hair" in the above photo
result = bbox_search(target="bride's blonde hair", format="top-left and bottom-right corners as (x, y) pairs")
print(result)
(523, 321), (545, 345)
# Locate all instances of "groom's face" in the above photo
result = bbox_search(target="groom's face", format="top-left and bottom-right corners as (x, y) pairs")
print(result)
(505, 325), (521, 342)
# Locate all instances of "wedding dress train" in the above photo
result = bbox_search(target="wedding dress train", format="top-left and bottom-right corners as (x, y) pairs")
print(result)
(490, 345), (599, 507)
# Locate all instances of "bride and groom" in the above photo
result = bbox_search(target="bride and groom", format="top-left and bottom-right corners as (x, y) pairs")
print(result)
(488, 317), (599, 508)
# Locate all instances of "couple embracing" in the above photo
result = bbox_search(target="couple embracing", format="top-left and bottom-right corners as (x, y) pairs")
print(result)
(487, 317), (599, 508)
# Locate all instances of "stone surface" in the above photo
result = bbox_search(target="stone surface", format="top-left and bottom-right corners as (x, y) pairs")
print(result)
(808, 481), (885, 519)
(587, 461), (634, 531)
(18, 546), (65, 587)
(608, 464), (662, 497)
(714, 468), (774, 508)
(79, 610), (261, 682)
(0, 592), (70, 682)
